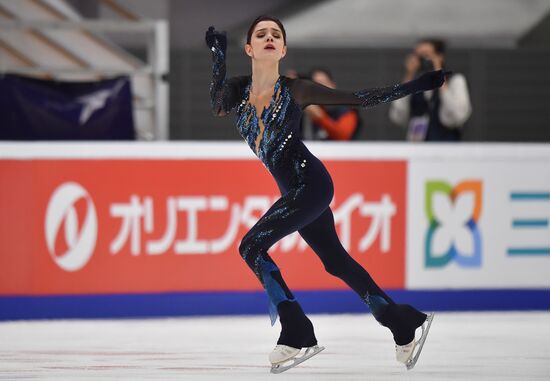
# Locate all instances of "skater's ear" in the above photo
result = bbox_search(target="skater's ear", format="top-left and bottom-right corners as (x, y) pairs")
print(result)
(245, 43), (253, 58)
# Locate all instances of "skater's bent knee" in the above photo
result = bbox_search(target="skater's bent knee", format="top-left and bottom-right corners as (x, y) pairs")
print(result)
(238, 239), (251, 260)
(238, 234), (264, 261)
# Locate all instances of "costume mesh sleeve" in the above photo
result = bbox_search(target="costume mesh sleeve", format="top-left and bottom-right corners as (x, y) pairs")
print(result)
(290, 76), (436, 109)
(209, 44), (240, 116)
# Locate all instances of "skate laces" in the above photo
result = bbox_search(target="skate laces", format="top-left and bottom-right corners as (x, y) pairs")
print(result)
(274, 345), (298, 355)
(396, 342), (414, 354)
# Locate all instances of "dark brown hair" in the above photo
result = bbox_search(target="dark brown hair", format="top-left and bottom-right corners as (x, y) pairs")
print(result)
(418, 38), (446, 56)
(246, 15), (286, 45)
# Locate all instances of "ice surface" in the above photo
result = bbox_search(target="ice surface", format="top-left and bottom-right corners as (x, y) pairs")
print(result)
(1, 312), (549, 380)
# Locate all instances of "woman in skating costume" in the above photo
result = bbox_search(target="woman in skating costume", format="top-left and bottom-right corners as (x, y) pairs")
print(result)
(206, 16), (442, 373)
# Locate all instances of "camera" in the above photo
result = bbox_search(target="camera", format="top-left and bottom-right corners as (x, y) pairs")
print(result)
(418, 56), (434, 74)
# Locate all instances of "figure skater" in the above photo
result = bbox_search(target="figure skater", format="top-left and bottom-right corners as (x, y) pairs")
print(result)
(206, 15), (445, 373)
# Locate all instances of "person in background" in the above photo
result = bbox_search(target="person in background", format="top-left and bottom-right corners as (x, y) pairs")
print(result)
(302, 68), (362, 140)
(389, 38), (472, 141)
(284, 68), (299, 79)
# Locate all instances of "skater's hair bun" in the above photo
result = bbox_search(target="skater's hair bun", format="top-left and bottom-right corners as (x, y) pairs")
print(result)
(247, 15), (286, 46)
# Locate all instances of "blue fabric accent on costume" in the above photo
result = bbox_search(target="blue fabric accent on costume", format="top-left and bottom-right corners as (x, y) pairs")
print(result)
(257, 257), (294, 325)
(364, 292), (389, 320)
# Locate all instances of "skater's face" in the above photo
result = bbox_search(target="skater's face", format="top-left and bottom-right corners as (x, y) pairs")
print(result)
(245, 21), (287, 62)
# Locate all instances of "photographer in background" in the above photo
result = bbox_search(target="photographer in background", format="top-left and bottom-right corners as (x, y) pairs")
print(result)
(389, 39), (472, 141)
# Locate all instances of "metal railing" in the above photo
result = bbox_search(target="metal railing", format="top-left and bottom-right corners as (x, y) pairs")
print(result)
(0, 19), (169, 140)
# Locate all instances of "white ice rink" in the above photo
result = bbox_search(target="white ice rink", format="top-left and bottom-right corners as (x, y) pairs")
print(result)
(1, 312), (549, 380)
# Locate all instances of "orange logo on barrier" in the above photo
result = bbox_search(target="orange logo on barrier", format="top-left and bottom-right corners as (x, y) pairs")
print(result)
(0, 160), (406, 295)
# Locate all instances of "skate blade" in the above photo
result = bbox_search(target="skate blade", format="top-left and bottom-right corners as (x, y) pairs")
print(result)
(270, 345), (325, 374)
(405, 312), (434, 370)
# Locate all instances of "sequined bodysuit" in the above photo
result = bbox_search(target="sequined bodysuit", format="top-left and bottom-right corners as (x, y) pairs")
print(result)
(209, 42), (438, 349)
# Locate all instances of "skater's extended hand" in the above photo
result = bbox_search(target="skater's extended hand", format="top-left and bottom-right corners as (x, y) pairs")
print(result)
(205, 26), (227, 54)
(415, 70), (452, 92)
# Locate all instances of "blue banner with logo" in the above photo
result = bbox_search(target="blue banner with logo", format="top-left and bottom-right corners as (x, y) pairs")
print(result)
(0, 74), (135, 140)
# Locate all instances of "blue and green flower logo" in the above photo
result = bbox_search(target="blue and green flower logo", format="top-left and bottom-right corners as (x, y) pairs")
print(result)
(425, 180), (482, 268)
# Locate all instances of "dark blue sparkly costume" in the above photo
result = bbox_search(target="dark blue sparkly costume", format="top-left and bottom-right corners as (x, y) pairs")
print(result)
(207, 27), (445, 349)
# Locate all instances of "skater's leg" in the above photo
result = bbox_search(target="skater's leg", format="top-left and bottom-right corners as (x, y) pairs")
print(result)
(297, 207), (393, 309)
(239, 183), (329, 348)
(298, 207), (427, 345)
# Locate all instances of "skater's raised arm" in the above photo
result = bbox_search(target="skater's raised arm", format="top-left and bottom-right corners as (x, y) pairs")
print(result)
(206, 26), (243, 117)
(290, 70), (450, 109)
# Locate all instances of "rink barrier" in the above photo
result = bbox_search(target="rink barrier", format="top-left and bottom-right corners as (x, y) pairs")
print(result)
(1, 142), (550, 319)
(1, 289), (550, 320)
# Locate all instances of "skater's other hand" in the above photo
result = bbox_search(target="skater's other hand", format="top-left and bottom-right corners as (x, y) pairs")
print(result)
(205, 26), (227, 54)
(416, 69), (452, 91)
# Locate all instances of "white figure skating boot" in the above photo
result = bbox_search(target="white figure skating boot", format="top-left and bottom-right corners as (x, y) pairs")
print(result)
(395, 312), (435, 370)
(269, 301), (324, 373)
(269, 344), (325, 374)
(372, 300), (434, 371)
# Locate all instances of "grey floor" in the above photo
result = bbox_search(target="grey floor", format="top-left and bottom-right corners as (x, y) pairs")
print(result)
(1, 311), (549, 380)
